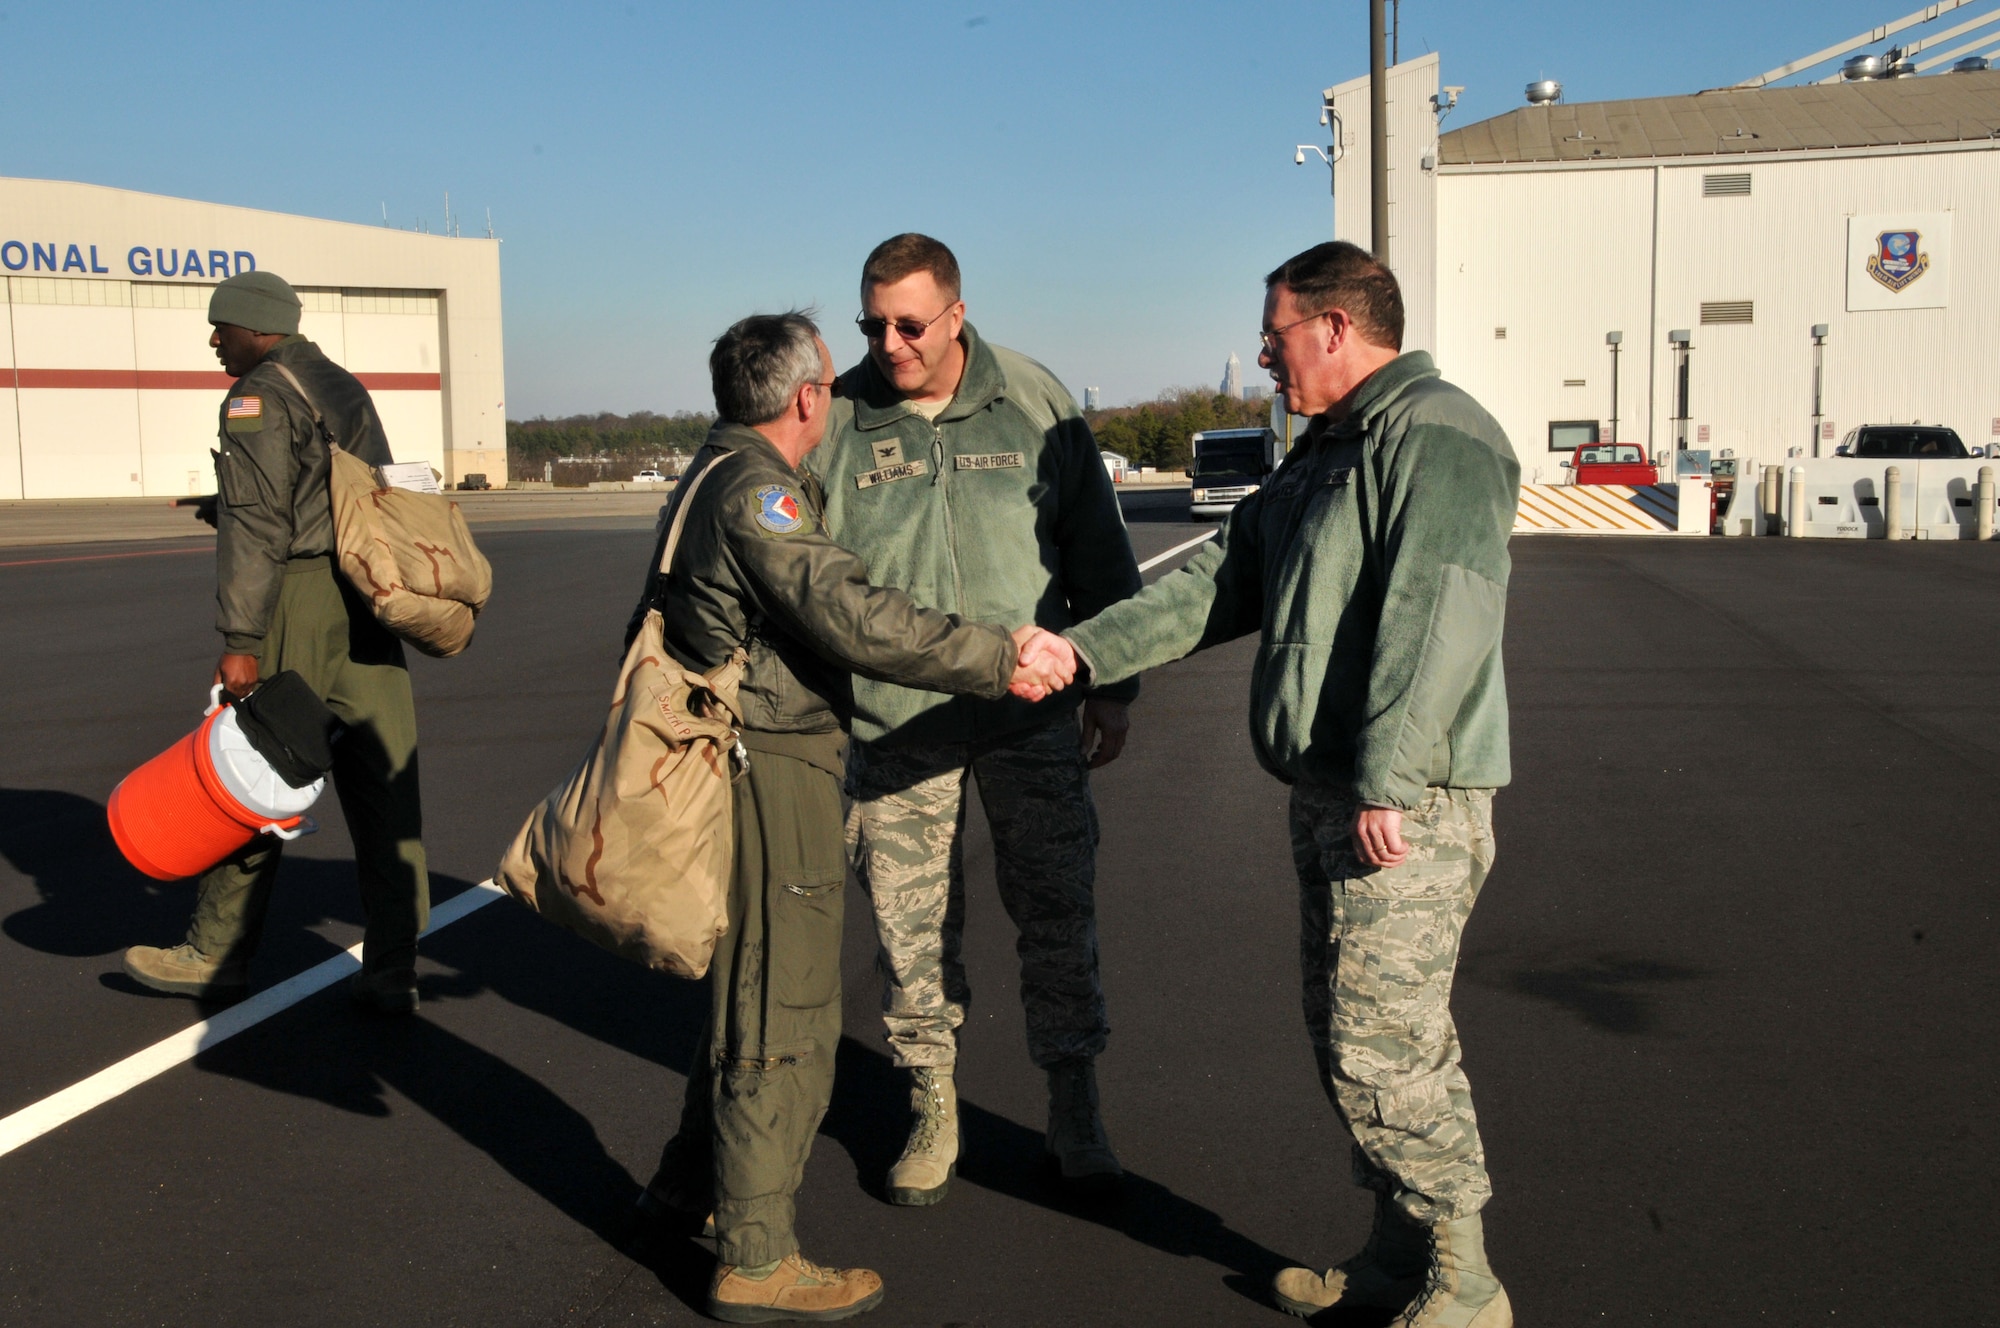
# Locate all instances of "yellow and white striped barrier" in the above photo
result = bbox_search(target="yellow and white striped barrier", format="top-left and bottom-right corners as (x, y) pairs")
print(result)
(1513, 483), (1687, 536)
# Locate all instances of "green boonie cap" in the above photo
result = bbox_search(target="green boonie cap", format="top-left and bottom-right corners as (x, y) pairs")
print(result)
(208, 271), (302, 336)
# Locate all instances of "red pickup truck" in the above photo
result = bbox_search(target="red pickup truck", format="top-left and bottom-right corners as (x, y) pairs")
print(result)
(1566, 444), (1658, 486)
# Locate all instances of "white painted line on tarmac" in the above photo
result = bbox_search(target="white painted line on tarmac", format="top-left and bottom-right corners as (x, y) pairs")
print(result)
(1137, 530), (1216, 573)
(0, 878), (506, 1161)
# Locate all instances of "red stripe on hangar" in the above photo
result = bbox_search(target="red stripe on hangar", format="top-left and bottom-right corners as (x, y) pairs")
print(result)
(0, 369), (442, 391)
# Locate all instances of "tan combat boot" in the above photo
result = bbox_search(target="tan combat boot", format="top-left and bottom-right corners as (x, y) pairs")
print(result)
(1272, 1192), (1429, 1317)
(886, 1066), (958, 1206)
(1045, 1058), (1122, 1192)
(122, 943), (248, 1001)
(707, 1251), (885, 1323)
(1391, 1214), (1513, 1328)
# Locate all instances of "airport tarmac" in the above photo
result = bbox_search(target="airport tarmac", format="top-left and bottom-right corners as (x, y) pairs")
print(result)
(1, 513), (1996, 1326)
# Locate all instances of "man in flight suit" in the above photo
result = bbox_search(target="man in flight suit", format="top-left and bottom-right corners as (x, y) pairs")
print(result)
(629, 311), (1068, 1323)
(122, 270), (431, 1015)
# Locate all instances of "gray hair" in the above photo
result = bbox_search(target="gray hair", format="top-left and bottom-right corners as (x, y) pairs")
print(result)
(709, 310), (823, 425)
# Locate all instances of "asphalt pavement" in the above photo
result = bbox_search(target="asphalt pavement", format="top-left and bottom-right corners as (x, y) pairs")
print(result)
(1, 513), (1996, 1327)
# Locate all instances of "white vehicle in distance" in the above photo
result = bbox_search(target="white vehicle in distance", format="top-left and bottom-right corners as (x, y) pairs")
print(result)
(1189, 427), (1284, 519)
(632, 468), (668, 483)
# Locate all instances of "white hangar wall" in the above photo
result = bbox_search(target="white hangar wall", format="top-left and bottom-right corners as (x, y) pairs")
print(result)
(0, 178), (505, 500)
(1436, 145), (2000, 481)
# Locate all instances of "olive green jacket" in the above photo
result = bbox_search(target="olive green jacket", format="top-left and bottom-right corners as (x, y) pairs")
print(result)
(1065, 352), (1519, 809)
(808, 322), (1141, 746)
(212, 336), (395, 653)
(627, 422), (1018, 738)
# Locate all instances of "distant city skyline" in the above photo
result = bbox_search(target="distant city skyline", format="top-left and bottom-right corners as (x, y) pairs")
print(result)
(0, 1), (1934, 416)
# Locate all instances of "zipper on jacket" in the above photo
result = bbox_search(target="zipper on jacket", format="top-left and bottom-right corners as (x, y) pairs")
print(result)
(932, 426), (966, 610)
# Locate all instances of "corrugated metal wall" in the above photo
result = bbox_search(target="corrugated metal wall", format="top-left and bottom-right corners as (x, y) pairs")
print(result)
(1436, 144), (2000, 482)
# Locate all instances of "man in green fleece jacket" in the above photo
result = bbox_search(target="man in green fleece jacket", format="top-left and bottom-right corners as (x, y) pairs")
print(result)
(1049, 242), (1519, 1328)
(810, 234), (1142, 1204)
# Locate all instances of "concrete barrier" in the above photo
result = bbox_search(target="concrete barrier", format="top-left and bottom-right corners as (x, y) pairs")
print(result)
(1774, 459), (1997, 539)
(1513, 483), (1686, 535)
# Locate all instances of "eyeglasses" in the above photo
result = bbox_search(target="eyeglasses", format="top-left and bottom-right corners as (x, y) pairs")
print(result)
(1259, 311), (1326, 353)
(856, 303), (953, 343)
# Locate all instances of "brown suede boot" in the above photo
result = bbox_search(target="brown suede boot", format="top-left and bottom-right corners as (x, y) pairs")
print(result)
(707, 1251), (884, 1323)
(886, 1067), (958, 1207)
(1392, 1214), (1513, 1328)
(122, 943), (248, 1001)
(1272, 1192), (1428, 1316)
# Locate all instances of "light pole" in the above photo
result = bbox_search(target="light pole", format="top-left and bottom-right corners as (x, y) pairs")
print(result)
(1369, 0), (1389, 263)
(1606, 331), (1623, 444)
(1668, 329), (1693, 454)
(1809, 323), (1828, 457)
(1295, 96), (1342, 239)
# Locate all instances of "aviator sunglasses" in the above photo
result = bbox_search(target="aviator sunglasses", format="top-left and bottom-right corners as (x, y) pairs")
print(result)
(855, 303), (954, 343)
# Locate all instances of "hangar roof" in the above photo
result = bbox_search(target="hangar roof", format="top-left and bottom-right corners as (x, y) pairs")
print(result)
(1441, 70), (2000, 165)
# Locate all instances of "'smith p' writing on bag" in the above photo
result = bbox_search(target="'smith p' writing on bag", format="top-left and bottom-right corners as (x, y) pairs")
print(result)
(267, 362), (493, 659)
(494, 457), (745, 979)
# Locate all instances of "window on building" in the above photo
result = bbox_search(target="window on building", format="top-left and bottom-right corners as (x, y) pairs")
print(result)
(8, 276), (130, 306)
(342, 289), (440, 315)
(1548, 420), (1600, 451)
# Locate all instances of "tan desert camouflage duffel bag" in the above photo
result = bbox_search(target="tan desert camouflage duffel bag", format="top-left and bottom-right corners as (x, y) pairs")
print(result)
(269, 362), (493, 659)
(494, 457), (745, 978)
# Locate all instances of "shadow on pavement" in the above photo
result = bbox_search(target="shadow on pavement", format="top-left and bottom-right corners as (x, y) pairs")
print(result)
(821, 1036), (1291, 1301)
(0, 787), (191, 955)
(1491, 953), (1705, 1035)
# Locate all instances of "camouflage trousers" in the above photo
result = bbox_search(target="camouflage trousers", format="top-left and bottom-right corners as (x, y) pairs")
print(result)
(1290, 782), (1497, 1225)
(845, 715), (1107, 1070)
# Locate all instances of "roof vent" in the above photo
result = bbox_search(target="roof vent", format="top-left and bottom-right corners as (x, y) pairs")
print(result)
(1888, 56), (1918, 77)
(1525, 79), (1562, 106)
(1842, 53), (1886, 80)
(1955, 56), (1991, 73)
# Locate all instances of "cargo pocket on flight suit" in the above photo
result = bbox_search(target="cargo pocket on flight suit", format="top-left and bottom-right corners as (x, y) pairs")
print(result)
(766, 767), (846, 1011)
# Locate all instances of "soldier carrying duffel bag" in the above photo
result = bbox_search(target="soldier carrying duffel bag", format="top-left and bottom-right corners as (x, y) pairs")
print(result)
(121, 270), (484, 1015)
(495, 311), (1065, 1324)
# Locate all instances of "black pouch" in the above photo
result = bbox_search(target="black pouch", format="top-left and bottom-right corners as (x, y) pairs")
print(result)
(231, 671), (338, 788)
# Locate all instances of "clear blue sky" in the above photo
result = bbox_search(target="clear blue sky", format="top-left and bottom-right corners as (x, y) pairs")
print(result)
(0, 1), (1948, 416)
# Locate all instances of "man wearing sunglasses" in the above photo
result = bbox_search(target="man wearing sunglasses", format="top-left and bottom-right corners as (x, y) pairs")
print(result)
(810, 233), (1142, 1206)
(1040, 242), (1520, 1328)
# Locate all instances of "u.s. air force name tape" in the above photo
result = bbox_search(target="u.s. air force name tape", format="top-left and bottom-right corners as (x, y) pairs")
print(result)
(955, 452), (1024, 470)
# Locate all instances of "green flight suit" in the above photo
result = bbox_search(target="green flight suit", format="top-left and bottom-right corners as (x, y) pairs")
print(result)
(630, 422), (1016, 1267)
(190, 339), (428, 980)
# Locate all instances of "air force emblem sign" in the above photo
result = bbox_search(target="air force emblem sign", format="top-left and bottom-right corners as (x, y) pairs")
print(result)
(753, 484), (805, 535)
(1866, 230), (1930, 293)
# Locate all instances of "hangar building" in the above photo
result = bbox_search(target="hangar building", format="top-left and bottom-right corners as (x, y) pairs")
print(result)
(0, 177), (505, 500)
(1324, 56), (2000, 482)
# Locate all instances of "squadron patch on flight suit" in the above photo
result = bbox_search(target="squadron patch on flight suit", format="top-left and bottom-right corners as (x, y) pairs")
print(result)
(753, 483), (808, 535)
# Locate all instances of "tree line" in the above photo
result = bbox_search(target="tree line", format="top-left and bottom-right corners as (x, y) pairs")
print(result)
(504, 388), (1272, 479)
(1084, 388), (1272, 471)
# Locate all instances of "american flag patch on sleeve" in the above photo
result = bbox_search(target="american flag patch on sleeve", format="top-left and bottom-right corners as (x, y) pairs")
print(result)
(226, 396), (262, 419)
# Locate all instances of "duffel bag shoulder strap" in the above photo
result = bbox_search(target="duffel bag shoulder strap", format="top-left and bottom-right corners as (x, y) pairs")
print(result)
(656, 450), (729, 576)
(264, 361), (343, 456)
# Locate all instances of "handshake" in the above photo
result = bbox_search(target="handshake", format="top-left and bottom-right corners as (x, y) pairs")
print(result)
(1009, 626), (1079, 701)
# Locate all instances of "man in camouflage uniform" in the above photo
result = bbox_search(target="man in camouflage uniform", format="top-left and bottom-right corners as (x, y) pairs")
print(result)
(122, 271), (429, 1015)
(1051, 242), (1519, 1327)
(628, 312), (1067, 1322)
(810, 234), (1142, 1204)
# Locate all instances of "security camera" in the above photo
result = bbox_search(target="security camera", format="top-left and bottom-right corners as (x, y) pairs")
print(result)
(1294, 147), (1307, 165)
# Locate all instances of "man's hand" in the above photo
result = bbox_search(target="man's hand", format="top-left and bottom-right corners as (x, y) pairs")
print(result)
(1079, 698), (1129, 769)
(1010, 626), (1076, 701)
(1351, 806), (1409, 869)
(213, 653), (259, 699)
